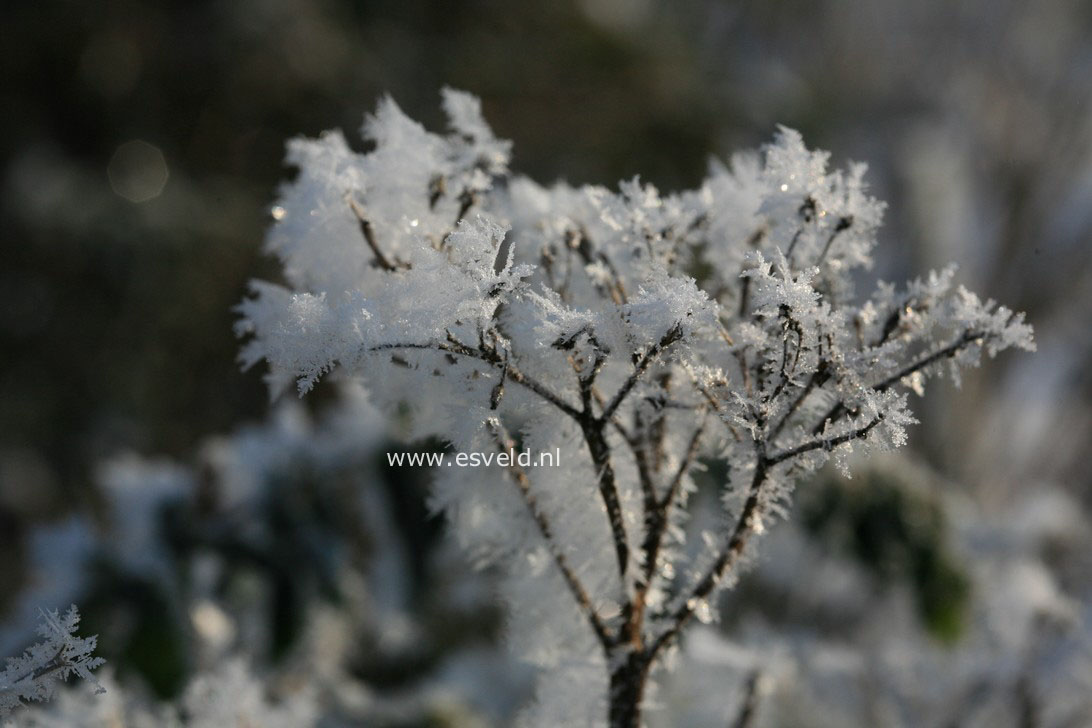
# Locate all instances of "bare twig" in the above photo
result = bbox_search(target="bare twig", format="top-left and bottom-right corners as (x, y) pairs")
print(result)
(4, 646), (66, 689)
(650, 413), (880, 658)
(640, 418), (706, 589)
(814, 215), (852, 266)
(871, 329), (983, 393)
(488, 420), (613, 650)
(729, 670), (763, 728)
(601, 323), (685, 421)
(649, 450), (769, 659)
(769, 360), (829, 442)
(770, 414), (883, 466)
(348, 198), (407, 272)
(581, 414), (631, 579)
(368, 339), (581, 420)
(810, 329), (983, 434)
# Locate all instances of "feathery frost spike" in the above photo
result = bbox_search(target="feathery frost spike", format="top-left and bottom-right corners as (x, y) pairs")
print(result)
(0, 606), (104, 720)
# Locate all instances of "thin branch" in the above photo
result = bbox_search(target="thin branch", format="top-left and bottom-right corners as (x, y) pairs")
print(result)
(692, 381), (744, 444)
(581, 416), (631, 579)
(873, 296), (915, 349)
(368, 339), (581, 420)
(4, 646), (66, 689)
(736, 227), (766, 319)
(646, 374), (672, 473)
(597, 251), (629, 304)
(640, 418), (706, 589)
(871, 329), (983, 393)
(729, 670), (763, 728)
(811, 329), (983, 434)
(649, 451), (769, 659)
(566, 336), (630, 579)
(601, 323), (684, 422)
(718, 322), (736, 347)
(768, 415), (883, 466)
(348, 198), (407, 272)
(783, 227), (805, 261)
(784, 197), (817, 264)
(572, 350), (671, 586)
(768, 360), (828, 442)
(488, 420), (612, 650)
(767, 311), (803, 403)
(628, 430), (658, 532)
(649, 414), (880, 658)
(813, 215), (852, 267)
(737, 277), (751, 318)
(455, 188), (477, 224)
(662, 421), (706, 510)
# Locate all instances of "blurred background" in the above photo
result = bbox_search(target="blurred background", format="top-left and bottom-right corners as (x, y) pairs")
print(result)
(2, 0), (1090, 725)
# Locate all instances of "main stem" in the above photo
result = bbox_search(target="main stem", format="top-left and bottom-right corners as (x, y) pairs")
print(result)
(609, 650), (651, 728)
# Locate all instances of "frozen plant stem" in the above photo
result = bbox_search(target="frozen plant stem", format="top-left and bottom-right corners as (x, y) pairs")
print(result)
(237, 91), (1034, 726)
(490, 419), (613, 648)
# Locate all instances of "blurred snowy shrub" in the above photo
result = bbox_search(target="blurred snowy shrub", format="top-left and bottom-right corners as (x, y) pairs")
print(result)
(235, 89), (1034, 727)
(4, 385), (519, 726)
(652, 455), (1092, 728)
(15, 455), (1092, 728)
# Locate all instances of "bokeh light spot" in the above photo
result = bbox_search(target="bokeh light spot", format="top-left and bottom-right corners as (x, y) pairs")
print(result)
(108, 140), (168, 203)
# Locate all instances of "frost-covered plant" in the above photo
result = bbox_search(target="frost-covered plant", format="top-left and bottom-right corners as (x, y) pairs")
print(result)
(0, 607), (103, 721)
(236, 89), (1035, 727)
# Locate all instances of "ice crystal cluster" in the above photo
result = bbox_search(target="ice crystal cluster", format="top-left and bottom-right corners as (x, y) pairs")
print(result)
(237, 90), (1034, 727)
(0, 607), (103, 721)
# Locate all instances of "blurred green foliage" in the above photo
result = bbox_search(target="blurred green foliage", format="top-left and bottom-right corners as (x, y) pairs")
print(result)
(801, 470), (970, 643)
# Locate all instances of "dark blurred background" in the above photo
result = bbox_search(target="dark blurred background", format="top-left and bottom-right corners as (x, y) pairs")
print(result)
(2, 0), (1090, 620)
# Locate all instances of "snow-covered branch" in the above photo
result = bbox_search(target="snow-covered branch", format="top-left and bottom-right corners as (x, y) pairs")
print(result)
(0, 606), (103, 721)
(235, 90), (1034, 727)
